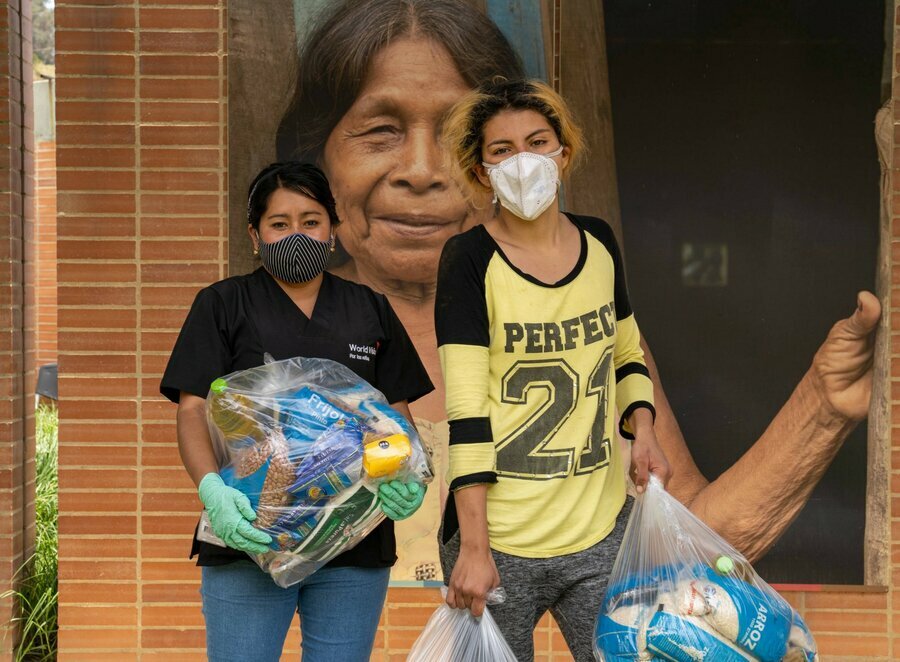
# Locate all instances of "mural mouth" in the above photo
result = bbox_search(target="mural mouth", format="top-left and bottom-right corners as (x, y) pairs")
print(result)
(375, 215), (461, 238)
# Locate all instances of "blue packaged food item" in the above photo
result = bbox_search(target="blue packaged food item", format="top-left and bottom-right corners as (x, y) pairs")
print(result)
(645, 609), (753, 661)
(698, 565), (793, 661)
(268, 503), (321, 551)
(278, 386), (355, 448)
(288, 422), (364, 500)
(220, 456), (269, 514)
(593, 476), (812, 662)
(597, 564), (794, 662)
(359, 399), (414, 435)
(595, 604), (653, 660)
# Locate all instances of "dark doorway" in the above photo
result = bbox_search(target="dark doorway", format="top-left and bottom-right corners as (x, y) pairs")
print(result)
(606, 0), (883, 584)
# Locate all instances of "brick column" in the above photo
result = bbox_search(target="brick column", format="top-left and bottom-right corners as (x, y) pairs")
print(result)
(0, 0), (34, 656)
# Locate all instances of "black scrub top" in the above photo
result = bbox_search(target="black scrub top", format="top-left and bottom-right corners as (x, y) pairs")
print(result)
(160, 268), (434, 568)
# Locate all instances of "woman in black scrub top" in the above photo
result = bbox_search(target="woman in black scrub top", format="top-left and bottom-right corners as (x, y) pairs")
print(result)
(160, 162), (434, 662)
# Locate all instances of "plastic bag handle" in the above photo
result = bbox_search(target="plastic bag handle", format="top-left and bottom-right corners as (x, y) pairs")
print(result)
(439, 586), (507, 605)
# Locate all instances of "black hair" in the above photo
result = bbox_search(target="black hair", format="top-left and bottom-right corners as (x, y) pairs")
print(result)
(246, 161), (340, 230)
(275, 0), (524, 162)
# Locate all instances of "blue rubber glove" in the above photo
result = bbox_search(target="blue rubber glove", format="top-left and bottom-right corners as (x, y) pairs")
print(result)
(377, 480), (427, 521)
(198, 473), (272, 554)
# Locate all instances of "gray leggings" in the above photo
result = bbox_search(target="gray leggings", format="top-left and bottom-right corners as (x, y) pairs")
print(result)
(438, 497), (632, 662)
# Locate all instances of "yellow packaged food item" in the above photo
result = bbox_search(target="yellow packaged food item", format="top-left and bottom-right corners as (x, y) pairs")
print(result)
(363, 434), (411, 478)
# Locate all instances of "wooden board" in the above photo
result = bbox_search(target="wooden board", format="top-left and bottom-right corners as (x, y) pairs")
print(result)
(486, 0), (548, 80)
(866, 101), (891, 587)
(227, 0), (297, 276)
(558, 0), (623, 246)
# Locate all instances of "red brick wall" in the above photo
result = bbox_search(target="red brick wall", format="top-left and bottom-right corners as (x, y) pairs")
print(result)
(0, 0), (34, 656)
(34, 138), (55, 368)
(51, 2), (898, 661)
(54, 0), (227, 657)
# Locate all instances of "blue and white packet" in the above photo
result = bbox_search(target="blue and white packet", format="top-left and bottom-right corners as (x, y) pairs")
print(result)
(278, 386), (355, 448)
(593, 477), (817, 662)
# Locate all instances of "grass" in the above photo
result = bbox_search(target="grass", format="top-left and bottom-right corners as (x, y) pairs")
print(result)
(2, 404), (58, 661)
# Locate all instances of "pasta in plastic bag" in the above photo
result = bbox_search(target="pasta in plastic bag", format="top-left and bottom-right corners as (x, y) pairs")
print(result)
(200, 356), (433, 587)
(594, 476), (817, 662)
(407, 588), (517, 662)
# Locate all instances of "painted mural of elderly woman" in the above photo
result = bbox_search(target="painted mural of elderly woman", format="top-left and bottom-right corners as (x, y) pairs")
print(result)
(275, 0), (880, 582)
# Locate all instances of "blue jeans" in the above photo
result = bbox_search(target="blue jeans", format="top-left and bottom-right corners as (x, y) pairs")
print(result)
(200, 561), (390, 662)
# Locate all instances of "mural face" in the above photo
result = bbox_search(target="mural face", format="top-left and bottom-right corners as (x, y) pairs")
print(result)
(322, 37), (478, 290)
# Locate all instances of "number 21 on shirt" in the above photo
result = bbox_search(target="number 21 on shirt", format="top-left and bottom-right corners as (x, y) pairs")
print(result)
(495, 346), (614, 480)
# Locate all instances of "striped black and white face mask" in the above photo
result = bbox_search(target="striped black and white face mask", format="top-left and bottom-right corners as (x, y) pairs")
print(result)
(257, 232), (332, 283)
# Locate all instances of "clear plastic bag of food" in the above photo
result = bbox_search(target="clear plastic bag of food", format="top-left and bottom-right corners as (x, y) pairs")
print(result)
(594, 476), (817, 662)
(407, 588), (516, 662)
(202, 356), (433, 587)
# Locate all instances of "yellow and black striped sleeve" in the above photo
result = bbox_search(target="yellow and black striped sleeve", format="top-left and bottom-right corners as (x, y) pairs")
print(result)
(614, 314), (654, 439)
(579, 216), (655, 440)
(435, 232), (497, 491)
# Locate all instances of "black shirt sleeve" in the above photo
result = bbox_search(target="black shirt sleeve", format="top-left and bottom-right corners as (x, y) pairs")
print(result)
(434, 232), (491, 349)
(572, 214), (634, 320)
(371, 293), (434, 405)
(160, 287), (231, 403)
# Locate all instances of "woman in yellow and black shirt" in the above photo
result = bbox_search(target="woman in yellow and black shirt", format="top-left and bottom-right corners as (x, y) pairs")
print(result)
(435, 79), (671, 662)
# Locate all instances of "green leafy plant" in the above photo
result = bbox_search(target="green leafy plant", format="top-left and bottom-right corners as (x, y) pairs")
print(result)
(2, 404), (58, 661)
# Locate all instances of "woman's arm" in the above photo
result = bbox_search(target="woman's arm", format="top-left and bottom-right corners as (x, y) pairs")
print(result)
(390, 400), (416, 429)
(178, 391), (272, 552)
(651, 292), (880, 561)
(434, 236), (500, 613)
(444, 485), (499, 618)
(176, 392), (219, 487)
(627, 407), (670, 493)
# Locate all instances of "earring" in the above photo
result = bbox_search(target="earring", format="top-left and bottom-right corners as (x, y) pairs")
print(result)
(252, 246), (259, 256)
(329, 235), (336, 253)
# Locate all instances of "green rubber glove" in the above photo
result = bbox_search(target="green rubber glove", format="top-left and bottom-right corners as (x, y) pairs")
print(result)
(198, 473), (272, 554)
(377, 480), (427, 521)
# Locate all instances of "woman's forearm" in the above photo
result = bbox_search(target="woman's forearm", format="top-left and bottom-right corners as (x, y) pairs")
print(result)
(446, 484), (497, 616)
(653, 361), (856, 561)
(686, 371), (855, 561)
(176, 393), (220, 487)
(649, 294), (877, 561)
(454, 484), (491, 552)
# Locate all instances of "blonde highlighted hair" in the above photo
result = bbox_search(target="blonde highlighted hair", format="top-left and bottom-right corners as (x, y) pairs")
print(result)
(442, 78), (585, 193)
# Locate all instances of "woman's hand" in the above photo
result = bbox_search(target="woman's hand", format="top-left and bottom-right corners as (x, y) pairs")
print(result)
(628, 408), (671, 493)
(811, 291), (880, 421)
(446, 484), (497, 616)
(198, 473), (272, 554)
(446, 543), (500, 618)
(630, 428), (671, 493)
(378, 480), (427, 520)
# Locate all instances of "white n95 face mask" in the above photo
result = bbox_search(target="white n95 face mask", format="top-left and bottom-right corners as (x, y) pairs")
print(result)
(483, 146), (563, 221)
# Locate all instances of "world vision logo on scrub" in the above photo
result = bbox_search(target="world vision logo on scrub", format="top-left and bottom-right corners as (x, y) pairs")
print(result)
(349, 342), (377, 362)
(503, 301), (617, 354)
